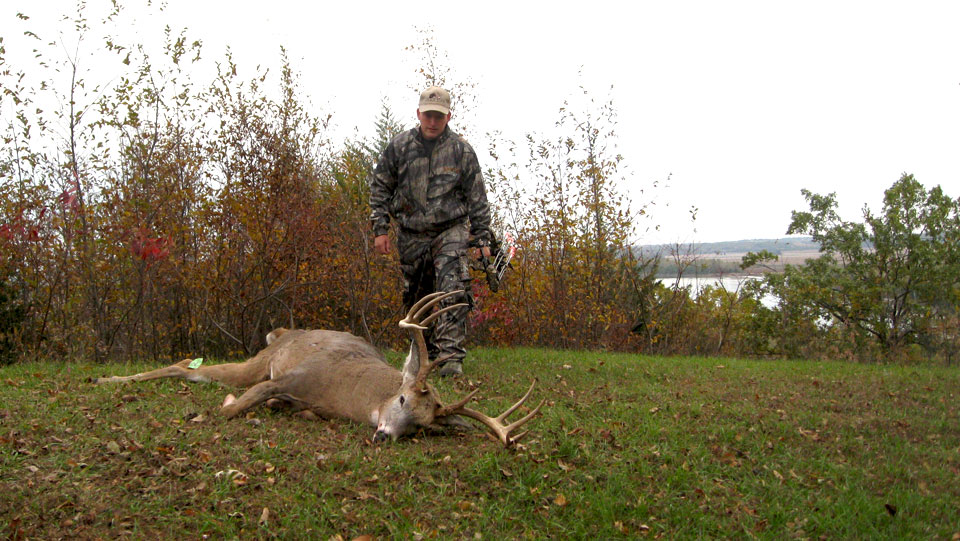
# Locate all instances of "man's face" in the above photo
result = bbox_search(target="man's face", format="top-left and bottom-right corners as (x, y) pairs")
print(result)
(417, 109), (451, 140)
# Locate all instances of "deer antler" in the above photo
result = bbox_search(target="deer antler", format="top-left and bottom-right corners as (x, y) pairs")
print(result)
(398, 290), (467, 390)
(439, 380), (544, 446)
(399, 290), (545, 446)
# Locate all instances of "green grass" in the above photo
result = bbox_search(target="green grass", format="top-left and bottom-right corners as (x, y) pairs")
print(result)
(1, 349), (958, 539)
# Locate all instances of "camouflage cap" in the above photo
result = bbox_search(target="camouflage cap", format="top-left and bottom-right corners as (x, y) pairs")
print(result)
(418, 86), (451, 115)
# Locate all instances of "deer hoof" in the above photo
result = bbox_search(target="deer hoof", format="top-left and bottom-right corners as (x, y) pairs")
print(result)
(222, 394), (237, 408)
(265, 398), (285, 409)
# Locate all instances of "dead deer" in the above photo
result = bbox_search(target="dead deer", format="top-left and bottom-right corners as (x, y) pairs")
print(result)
(95, 291), (542, 446)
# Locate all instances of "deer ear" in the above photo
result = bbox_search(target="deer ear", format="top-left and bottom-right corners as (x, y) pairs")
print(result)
(400, 342), (421, 386)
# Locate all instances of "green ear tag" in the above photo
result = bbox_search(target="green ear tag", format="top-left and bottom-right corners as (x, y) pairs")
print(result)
(188, 358), (203, 370)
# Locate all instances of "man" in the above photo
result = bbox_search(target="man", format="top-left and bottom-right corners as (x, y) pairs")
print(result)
(369, 86), (493, 377)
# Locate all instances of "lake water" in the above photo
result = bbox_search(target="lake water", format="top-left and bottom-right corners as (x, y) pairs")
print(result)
(657, 275), (778, 307)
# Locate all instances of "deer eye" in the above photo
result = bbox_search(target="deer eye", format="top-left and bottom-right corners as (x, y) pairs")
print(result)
(399, 395), (406, 406)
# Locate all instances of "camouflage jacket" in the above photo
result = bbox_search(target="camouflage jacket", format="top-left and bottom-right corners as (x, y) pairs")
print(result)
(369, 126), (492, 245)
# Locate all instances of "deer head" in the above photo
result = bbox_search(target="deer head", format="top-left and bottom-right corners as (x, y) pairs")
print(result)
(372, 290), (543, 445)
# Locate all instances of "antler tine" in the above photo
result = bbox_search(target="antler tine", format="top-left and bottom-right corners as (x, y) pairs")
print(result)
(436, 387), (481, 417)
(399, 291), (444, 330)
(452, 379), (544, 446)
(496, 379), (537, 420)
(398, 291), (466, 332)
(415, 352), (456, 389)
(411, 290), (462, 324)
(419, 302), (468, 328)
(399, 291), (467, 390)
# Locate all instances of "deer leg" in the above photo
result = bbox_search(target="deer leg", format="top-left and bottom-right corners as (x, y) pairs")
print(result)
(95, 359), (198, 384)
(220, 379), (312, 418)
(96, 358), (269, 388)
(254, 397), (320, 420)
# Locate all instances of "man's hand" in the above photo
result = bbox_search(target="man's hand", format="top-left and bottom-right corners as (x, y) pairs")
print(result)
(472, 246), (491, 259)
(374, 234), (391, 255)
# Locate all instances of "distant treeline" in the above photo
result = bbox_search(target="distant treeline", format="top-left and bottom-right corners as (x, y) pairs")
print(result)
(635, 237), (819, 258)
(633, 237), (819, 277)
(655, 259), (756, 278)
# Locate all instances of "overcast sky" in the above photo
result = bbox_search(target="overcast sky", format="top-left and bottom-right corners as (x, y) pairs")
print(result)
(6, 1), (960, 245)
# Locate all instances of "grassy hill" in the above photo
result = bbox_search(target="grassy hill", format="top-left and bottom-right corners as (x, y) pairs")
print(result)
(2, 349), (957, 538)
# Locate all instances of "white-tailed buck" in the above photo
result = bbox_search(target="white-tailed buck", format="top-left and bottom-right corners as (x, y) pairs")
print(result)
(95, 291), (542, 446)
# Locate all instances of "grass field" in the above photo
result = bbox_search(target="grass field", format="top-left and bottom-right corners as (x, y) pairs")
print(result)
(1, 349), (958, 539)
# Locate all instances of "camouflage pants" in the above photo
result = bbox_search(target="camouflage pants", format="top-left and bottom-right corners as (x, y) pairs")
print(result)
(397, 222), (472, 365)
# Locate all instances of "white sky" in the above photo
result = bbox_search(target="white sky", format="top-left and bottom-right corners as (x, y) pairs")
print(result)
(5, 0), (960, 245)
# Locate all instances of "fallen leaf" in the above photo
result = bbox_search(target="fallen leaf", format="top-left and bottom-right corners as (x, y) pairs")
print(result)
(259, 507), (270, 525)
(554, 493), (568, 507)
(557, 459), (573, 472)
(215, 469), (248, 487)
(186, 482), (207, 494)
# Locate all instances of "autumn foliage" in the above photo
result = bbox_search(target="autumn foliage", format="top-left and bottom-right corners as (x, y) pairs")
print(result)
(2, 6), (957, 365)
(0, 7), (653, 363)
(0, 13), (406, 363)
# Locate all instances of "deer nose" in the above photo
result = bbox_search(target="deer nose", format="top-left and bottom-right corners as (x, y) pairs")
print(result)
(372, 430), (389, 444)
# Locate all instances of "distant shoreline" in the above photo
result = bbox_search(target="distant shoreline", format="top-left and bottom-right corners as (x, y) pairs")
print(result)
(639, 237), (822, 279)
